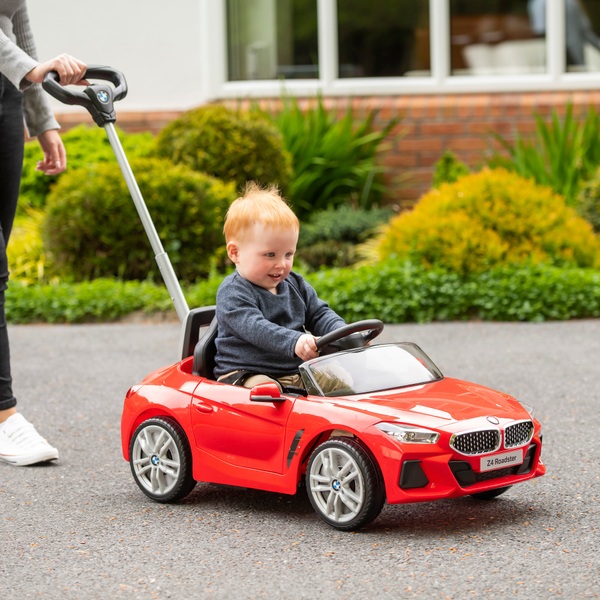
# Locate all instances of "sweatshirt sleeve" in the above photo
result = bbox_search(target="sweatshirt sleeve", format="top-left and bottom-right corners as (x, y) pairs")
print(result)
(292, 273), (346, 336)
(0, 5), (60, 136)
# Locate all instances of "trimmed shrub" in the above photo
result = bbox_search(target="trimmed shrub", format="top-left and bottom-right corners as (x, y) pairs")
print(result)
(42, 158), (235, 282)
(156, 104), (292, 193)
(19, 125), (155, 214)
(365, 168), (600, 276)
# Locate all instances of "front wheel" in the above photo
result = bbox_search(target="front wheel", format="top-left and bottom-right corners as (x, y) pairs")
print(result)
(129, 417), (196, 503)
(306, 437), (385, 531)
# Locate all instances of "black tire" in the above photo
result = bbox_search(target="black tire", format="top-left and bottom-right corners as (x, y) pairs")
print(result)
(129, 417), (196, 503)
(306, 437), (385, 531)
(470, 486), (512, 501)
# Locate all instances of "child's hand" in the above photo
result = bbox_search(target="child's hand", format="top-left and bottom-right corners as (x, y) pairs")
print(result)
(295, 334), (319, 361)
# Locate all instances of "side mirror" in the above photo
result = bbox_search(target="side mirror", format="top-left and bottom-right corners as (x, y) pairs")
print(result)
(250, 383), (286, 403)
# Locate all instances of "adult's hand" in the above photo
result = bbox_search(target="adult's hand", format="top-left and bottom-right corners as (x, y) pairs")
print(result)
(36, 129), (67, 175)
(26, 53), (87, 86)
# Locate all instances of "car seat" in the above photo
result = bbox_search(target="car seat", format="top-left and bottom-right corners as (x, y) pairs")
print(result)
(181, 306), (218, 378)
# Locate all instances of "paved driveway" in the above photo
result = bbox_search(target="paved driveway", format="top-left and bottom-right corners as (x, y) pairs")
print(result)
(1, 320), (599, 599)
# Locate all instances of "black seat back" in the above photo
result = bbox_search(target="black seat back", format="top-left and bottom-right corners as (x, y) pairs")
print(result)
(181, 306), (218, 379)
(192, 316), (218, 378)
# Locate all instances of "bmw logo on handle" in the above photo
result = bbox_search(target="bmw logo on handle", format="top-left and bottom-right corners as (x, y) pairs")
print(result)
(97, 90), (110, 104)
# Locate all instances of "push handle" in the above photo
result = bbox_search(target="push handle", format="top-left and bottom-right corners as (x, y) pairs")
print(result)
(42, 65), (128, 127)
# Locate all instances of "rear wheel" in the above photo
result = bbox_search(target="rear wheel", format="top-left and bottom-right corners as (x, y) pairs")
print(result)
(306, 437), (385, 531)
(129, 417), (195, 503)
(470, 486), (512, 501)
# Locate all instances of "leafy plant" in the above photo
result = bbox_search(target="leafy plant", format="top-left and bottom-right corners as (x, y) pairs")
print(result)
(433, 150), (470, 188)
(576, 164), (600, 233)
(255, 95), (400, 219)
(298, 204), (392, 269)
(489, 103), (600, 205)
(43, 158), (235, 282)
(156, 104), (292, 193)
(364, 168), (600, 276)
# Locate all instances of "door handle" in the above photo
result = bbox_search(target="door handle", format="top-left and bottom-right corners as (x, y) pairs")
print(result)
(194, 402), (213, 414)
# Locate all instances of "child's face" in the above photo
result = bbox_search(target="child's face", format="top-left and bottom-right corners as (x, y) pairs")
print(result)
(227, 224), (298, 294)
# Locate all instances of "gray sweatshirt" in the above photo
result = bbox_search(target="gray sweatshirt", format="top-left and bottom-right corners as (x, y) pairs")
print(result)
(214, 271), (345, 378)
(0, 0), (59, 136)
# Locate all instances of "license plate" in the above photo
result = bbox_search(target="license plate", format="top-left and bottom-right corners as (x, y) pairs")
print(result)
(480, 449), (523, 472)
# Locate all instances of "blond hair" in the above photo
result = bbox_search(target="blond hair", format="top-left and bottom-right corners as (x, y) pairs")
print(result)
(223, 181), (299, 243)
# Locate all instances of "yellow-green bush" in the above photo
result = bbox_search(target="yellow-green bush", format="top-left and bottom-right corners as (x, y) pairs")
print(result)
(366, 168), (600, 275)
(6, 208), (55, 285)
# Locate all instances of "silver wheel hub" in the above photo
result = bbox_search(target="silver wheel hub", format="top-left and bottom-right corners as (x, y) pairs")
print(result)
(309, 446), (365, 524)
(131, 425), (181, 496)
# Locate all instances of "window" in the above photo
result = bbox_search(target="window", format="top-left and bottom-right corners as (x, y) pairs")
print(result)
(226, 0), (318, 81)
(337, 0), (430, 77)
(208, 0), (600, 97)
(562, 0), (600, 71)
(450, 0), (544, 76)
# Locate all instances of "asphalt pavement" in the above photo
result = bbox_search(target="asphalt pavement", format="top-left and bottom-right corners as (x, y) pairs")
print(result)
(1, 319), (599, 599)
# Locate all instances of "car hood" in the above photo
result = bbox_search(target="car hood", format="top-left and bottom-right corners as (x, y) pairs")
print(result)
(322, 377), (529, 430)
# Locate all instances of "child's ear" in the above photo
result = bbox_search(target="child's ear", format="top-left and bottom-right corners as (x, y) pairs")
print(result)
(226, 241), (239, 263)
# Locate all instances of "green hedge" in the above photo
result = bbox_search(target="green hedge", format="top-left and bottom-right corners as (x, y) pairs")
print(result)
(313, 261), (600, 323)
(6, 262), (600, 324)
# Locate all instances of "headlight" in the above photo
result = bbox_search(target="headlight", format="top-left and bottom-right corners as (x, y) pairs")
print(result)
(376, 423), (440, 444)
(520, 402), (534, 418)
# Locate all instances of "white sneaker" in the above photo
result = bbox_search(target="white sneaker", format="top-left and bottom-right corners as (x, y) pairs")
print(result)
(0, 413), (59, 466)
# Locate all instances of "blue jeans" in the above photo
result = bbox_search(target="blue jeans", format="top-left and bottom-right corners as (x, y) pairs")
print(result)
(0, 73), (24, 411)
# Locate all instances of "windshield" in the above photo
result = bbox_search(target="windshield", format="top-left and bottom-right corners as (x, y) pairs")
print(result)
(299, 343), (444, 397)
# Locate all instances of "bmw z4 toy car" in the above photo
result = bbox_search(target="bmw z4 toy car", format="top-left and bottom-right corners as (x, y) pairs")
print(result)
(121, 314), (545, 531)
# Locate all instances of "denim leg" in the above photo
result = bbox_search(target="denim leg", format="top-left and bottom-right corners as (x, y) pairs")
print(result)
(0, 74), (25, 411)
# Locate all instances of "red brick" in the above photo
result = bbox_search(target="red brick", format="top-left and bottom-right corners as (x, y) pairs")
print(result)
(384, 154), (418, 169)
(398, 138), (444, 153)
(419, 122), (465, 136)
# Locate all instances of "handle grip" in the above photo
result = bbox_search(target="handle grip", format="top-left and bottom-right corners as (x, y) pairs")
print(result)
(42, 65), (128, 127)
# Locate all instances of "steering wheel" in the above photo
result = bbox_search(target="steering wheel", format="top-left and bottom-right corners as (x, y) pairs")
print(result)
(316, 319), (384, 356)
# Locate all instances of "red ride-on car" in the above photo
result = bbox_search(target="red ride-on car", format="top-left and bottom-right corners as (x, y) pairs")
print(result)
(121, 314), (545, 531)
(43, 68), (545, 531)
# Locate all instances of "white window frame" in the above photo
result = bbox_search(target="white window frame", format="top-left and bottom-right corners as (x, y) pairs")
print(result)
(201, 0), (597, 100)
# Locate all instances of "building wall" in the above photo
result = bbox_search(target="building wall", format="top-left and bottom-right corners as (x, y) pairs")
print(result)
(28, 0), (207, 111)
(56, 90), (600, 206)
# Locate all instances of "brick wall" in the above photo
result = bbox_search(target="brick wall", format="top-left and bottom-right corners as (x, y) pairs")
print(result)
(56, 90), (600, 206)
